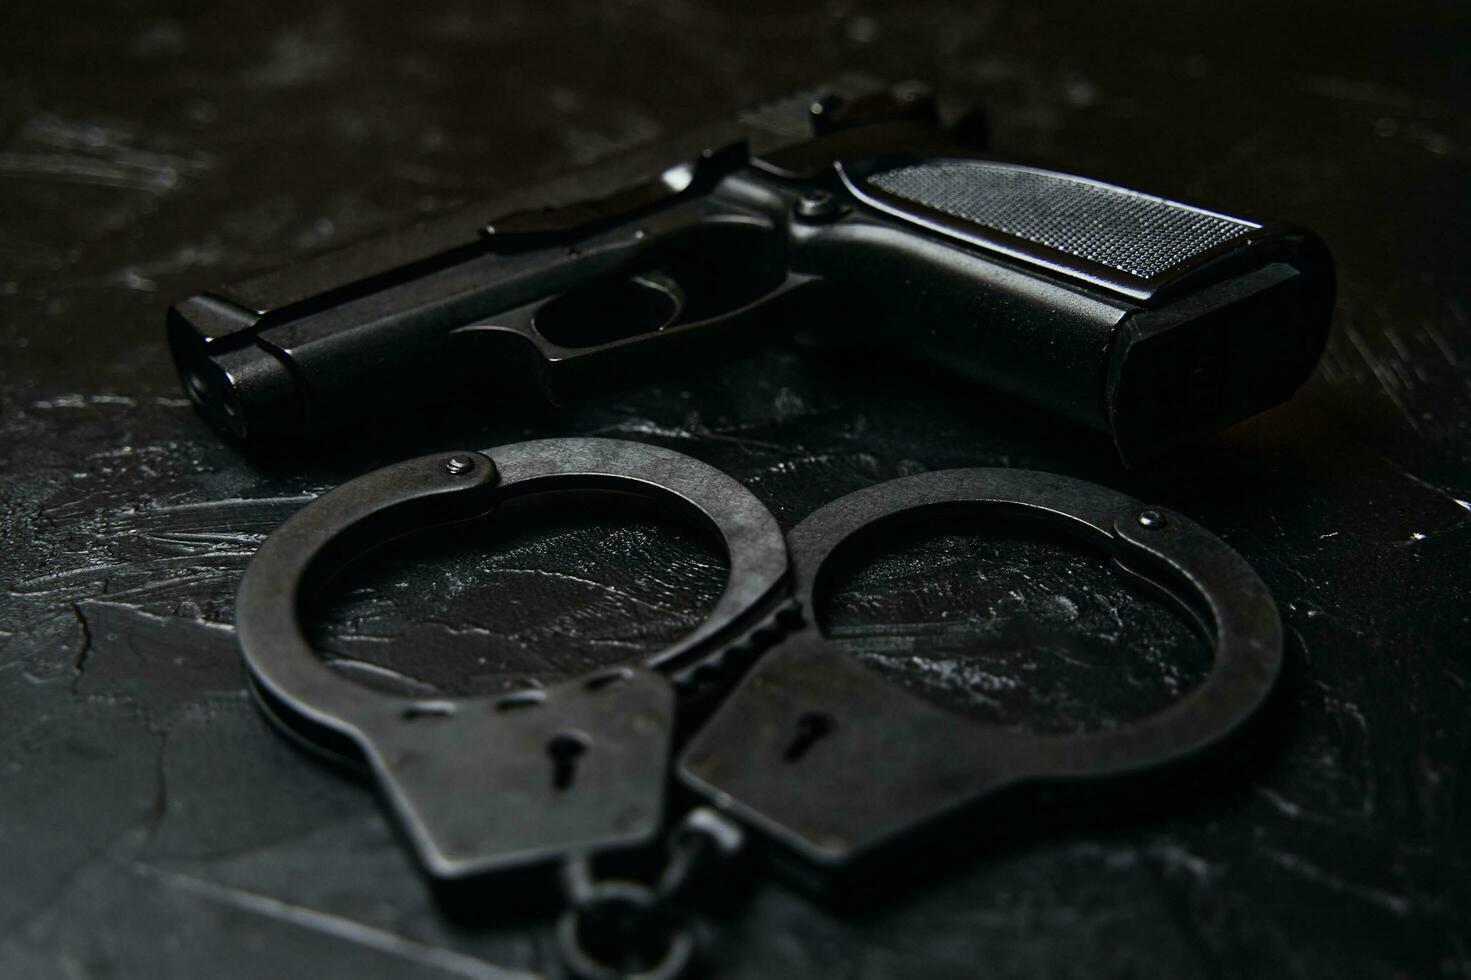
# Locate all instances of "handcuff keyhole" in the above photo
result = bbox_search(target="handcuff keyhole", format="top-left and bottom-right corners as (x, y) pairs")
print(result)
(783, 712), (834, 762)
(548, 733), (590, 790)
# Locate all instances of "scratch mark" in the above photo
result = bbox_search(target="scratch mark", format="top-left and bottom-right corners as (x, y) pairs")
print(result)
(1256, 786), (1306, 819)
(145, 530), (269, 547)
(1343, 325), (1424, 436)
(1145, 841), (1218, 884)
(146, 729), (171, 843)
(1369, 450), (1471, 524)
(485, 566), (684, 613)
(0, 153), (182, 192)
(587, 415), (787, 452)
(1259, 848), (1413, 916)
(31, 394), (193, 410)
(72, 602), (93, 675)
(14, 563), (130, 592)
(130, 864), (528, 979)
(1298, 75), (1425, 111)
(146, 495), (316, 514)
(1, 114), (210, 194)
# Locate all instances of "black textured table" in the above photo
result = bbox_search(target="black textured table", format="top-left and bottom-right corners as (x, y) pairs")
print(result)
(2, 2), (1468, 977)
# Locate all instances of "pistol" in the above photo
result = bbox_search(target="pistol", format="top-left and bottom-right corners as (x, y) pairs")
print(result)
(168, 75), (1333, 461)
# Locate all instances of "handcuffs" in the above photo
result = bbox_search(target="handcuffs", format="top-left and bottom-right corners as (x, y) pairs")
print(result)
(236, 438), (1282, 979)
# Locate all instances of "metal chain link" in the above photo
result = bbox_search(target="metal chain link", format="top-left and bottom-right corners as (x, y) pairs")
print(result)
(557, 808), (745, 980)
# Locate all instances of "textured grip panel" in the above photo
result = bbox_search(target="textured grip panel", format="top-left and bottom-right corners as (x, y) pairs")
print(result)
(867, 160), (1258, 279)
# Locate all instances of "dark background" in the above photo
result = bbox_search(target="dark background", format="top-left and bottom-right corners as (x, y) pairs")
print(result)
(2, 1), (1468, 977)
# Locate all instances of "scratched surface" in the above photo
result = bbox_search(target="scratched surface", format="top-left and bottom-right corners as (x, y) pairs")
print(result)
(2, 1), (1469, 977)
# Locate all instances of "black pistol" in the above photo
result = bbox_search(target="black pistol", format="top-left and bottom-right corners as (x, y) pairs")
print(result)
(168, 75), (1333, 462)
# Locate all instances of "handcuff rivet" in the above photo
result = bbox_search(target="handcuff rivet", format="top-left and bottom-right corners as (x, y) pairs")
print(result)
(445, 455), (476, 476)
(795, 189), (841, 222)
(1137, 509), (1166, 529)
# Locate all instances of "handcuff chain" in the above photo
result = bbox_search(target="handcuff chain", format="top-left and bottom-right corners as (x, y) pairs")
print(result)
(559, 807), (744, 979)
